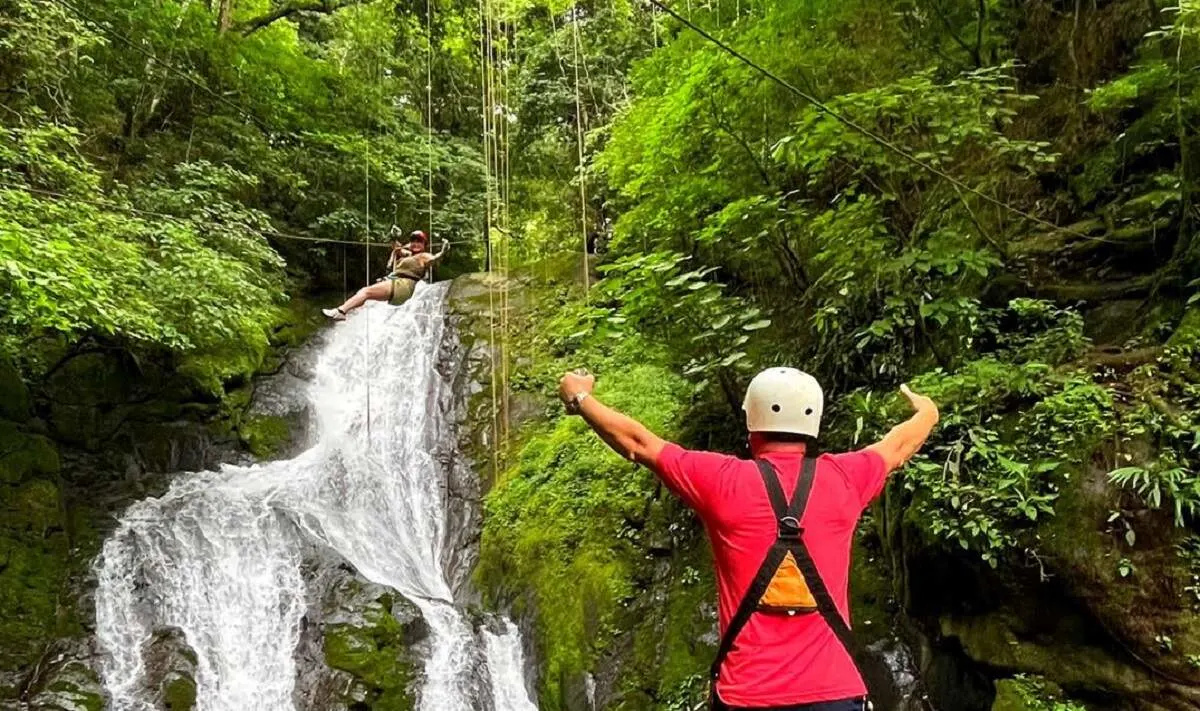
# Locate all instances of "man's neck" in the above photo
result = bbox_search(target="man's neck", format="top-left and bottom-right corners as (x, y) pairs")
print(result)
(750, 441), (808, 458)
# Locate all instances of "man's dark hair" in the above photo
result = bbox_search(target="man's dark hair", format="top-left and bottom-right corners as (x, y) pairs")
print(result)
(759, 431), (819, 451)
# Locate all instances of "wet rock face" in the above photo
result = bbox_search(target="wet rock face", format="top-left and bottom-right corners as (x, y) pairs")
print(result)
(242, 331), (328, 461)
(859, 638), (931, 711)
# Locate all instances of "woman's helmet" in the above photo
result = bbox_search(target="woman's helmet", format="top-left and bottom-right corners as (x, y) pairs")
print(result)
(409, 230), (429, 245)
(742, 367), (824, 438)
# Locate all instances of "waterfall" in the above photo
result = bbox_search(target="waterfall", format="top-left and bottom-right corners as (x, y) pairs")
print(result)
(94, 283), (536, 711)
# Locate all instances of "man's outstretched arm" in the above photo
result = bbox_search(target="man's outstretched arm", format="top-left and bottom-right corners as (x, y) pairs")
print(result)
(868, 384), (940, 472)
(558, 371), (666, 468)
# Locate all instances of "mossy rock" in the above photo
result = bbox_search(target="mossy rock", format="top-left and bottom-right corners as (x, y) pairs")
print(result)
(42, 352), (132, 448)
(0, 422), (60, 484)
(323, 591), (420, 711)
(0, 476), (71, 672)
(239, 414), (292, 459)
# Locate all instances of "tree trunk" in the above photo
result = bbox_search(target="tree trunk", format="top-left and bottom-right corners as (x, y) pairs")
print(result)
(217, 0), (234, 33)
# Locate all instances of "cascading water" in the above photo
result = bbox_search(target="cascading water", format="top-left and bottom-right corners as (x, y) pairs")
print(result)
(95, 283), (536, 711)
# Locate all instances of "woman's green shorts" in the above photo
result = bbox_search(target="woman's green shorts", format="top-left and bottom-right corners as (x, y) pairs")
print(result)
(389, 277), (418, 306)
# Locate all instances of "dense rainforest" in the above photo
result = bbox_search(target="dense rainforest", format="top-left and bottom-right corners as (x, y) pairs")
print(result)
(2, 0), (1200, 709)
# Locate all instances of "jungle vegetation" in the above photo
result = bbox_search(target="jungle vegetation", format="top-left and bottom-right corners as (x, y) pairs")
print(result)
(2, 0), (1200, 708)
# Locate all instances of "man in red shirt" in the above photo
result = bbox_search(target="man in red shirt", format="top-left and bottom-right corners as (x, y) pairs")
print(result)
(558, 367), (939, 710)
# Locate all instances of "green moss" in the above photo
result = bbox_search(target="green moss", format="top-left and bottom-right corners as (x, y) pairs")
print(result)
(239, 414), (291, 459)
(323, 593), (417, 711)
(0, 476), (70, 671)
(476, 363), (691, 710)
(618, 536), (716, 710)
(163, 675), (197, 710)
(271, 294), (328, 349)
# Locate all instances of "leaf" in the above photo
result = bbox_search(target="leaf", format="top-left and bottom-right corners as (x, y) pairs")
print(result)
(742, 319), (770, 331)
(720, 352), (748, 367)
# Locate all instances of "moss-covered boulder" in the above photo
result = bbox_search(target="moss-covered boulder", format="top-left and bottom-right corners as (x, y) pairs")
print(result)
(0, 421), (60, 484)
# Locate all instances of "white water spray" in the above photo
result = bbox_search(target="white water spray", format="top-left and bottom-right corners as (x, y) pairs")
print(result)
(95, 284), (536, 711)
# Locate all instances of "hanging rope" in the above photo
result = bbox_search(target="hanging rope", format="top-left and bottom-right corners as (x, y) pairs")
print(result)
(499, 10), (514, 454)
(427, 0), (436, 282)
(478, 0), (501, 479)
(642, 0), (1104, 243)
(571, 7), (591, 292)
(364, 132), (373, 441)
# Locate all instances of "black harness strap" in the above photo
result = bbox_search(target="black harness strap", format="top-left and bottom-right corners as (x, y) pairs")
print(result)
(710, 458), (816, 681)
(709, 458), (858, 690)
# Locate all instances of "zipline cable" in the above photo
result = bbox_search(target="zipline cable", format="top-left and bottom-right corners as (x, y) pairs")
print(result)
(0, 181), (479, 247)
(642, 0), (1103, 243)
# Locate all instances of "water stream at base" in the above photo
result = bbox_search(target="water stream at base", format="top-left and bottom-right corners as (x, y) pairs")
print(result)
(94, 284), (536, 711)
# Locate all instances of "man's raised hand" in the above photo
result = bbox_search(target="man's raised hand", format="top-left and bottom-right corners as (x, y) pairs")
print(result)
(899, 384), (938, 417)
(558, 369), (595, 409)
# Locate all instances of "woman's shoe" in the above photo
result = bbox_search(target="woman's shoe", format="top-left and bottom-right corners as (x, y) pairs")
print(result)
(322, 307), (347, 321)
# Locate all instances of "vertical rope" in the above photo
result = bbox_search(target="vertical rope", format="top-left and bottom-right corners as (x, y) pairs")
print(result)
(571, 6), (590, 293)
(427, 0), (435, 253)
(479, 0), (500, 479)
(499, 12), (513, 453)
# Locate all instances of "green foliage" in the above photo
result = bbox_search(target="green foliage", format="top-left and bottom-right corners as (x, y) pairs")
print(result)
(834, 299), (1109, 565)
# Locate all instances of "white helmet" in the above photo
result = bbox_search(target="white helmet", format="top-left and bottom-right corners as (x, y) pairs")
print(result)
(743, 367), (824, 437)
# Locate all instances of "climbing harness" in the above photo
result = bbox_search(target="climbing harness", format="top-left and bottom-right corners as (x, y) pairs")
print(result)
(709, 458), (861, 711)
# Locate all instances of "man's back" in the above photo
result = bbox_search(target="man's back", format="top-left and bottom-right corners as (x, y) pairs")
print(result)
(653, 445), (887, 707)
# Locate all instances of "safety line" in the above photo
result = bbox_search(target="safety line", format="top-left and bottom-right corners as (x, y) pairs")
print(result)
(643, 0), (1104, 243)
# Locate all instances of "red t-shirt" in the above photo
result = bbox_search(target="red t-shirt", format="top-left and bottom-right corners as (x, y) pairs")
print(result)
(653, 444), (888, 707)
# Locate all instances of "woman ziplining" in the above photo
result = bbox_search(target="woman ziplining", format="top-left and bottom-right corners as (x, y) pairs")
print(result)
(322, 227), (449, 321)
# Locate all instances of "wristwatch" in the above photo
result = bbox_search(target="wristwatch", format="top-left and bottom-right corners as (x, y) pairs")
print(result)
(565, 391), (590, 414)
